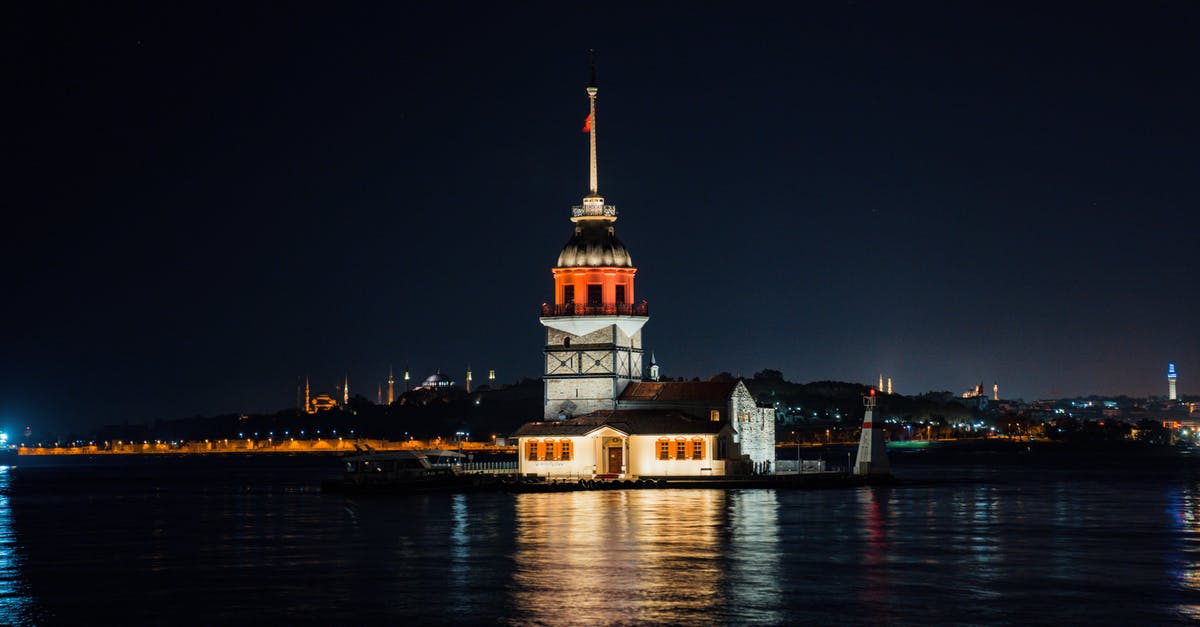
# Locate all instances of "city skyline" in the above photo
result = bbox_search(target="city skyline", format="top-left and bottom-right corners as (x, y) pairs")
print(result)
(6, 3), (1198, 433)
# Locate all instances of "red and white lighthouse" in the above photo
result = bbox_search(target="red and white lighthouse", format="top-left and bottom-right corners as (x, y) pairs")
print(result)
(853, 388), (891, 476)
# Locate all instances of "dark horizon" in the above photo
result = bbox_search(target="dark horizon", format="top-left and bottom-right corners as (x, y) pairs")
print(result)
(6, 3), (1198, 434)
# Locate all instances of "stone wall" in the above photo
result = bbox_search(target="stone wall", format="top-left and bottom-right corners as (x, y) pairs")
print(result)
(728, 381), (776, 468)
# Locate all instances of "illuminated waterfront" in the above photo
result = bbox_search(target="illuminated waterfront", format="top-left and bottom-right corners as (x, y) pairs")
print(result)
(1, 444), (1200, 624)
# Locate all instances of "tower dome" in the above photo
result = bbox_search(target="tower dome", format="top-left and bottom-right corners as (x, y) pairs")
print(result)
(556, 221), (633, 268)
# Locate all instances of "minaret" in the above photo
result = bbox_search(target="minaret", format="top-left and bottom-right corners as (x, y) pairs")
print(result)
(993, 381), (999, 401)
(387, 366), (395, 405)
(466, 365), (473, 393)
(304, 377), (311, 414)
(343, 374), (349, 405)
(1169, 363), (1178, 401)
(649, 352), (660, 382)
(878, 374), (884, 391)
(854, 388), (891, 477)
(488, 369), (496, 386)
(404, 369), (411, 392)
(887, 377), (893, 395)
(540, 54), (647, 420)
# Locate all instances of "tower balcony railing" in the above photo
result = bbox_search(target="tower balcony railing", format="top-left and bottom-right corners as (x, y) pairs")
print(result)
(571, 204), (618, 218)
(541, 301), (649, 317)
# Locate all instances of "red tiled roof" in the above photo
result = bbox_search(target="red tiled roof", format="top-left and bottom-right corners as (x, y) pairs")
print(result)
(619, 381), (739, 402)
(513, 409), (725, 437)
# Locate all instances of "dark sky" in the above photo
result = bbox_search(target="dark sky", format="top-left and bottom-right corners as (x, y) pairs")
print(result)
(5, 2), (1198, 435)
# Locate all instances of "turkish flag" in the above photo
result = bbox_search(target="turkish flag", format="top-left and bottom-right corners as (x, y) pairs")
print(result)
(582, 112), (593, 133)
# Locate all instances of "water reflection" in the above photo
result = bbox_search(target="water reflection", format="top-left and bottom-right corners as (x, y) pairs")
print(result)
(1169, 483), (1200, 619)
(0, 467), (33, 625)
(510, 489), (778, 624)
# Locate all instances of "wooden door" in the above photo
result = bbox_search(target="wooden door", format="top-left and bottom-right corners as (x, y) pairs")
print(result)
(607, 447), (623, 474)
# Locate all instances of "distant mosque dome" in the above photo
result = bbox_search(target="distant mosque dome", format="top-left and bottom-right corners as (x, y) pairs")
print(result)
(421, 371), (456, 388)
(557, 221), (633, 268)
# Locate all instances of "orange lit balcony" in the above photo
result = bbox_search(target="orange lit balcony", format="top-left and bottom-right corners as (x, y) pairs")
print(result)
(541, 301), (648, 317)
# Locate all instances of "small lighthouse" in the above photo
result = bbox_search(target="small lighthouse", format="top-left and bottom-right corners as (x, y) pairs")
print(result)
(853, 388), (890, 477)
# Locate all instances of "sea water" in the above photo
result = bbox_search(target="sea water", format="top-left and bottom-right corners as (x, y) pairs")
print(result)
(2, 442), (1199, 625)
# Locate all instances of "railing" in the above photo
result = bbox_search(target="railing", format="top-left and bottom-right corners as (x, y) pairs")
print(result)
(541, 301), (649, 317)
(462, 461), (518, 475)
(571, 204), (617, 218)
(774, 459), (828, 474)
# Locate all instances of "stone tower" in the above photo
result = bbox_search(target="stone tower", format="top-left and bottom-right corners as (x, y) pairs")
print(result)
(540, 58), (648, 420)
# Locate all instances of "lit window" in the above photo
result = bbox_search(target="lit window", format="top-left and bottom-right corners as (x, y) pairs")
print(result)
(675, 440), (687, 460)
(692, 439), (704, 460)
(658, 440), (670, 460)
(527, 441), (538, 461)
(560, 440), (572, 461)
(710, 409), (720, 422)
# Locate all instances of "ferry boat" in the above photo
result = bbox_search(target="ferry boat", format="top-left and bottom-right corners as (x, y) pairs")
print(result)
(321, 449), (481, 494)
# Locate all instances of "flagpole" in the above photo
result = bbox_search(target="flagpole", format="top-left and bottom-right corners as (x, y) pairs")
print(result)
(587, 50), (598, 195)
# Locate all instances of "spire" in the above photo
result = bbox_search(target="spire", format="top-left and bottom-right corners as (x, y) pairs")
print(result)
(343, 374), (349, 405)
(305, 377), (311, 414)
(587, 49), (598, 195)
(571, 51), (617, 223)
(387, 365), (395, 405)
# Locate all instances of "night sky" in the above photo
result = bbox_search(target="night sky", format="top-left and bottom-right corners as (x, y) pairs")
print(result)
(6, 3), (1198, 435)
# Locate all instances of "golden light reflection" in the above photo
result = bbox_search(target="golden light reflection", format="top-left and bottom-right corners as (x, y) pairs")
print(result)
(510, 489), (757, 624)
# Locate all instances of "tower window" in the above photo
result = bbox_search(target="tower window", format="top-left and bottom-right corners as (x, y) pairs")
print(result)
(615, 285), (626, 304)
(563, 285), (575, 304)
(587, 285), (602, 305)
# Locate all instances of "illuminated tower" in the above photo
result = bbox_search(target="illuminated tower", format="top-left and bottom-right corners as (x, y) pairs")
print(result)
(878, 374), (884, 391)
(993, 381), (999, 401)
(404, 369), (411, 392)
(1169, 363), (1178, 401)
(854, 389), (890, 477)
(387, 366), (395, 405)
(540, 57), (647, 420)
(304, 377), (312, 414)
(466, 365), (473, 393)
(887, 377), (893, 395)
(649, 352), (660, 382)
(343, 374), (349, 405)
(488, 369), (496, 387)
